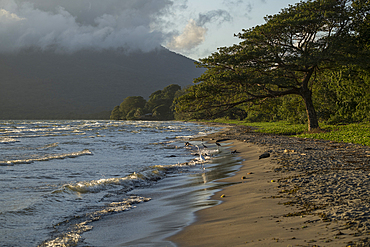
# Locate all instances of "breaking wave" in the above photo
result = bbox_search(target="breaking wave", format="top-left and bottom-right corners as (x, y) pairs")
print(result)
(0, 149), (92, 166)
(38, 196), (151, 247)
(61, 162), (196, 194)
(0, 137), (19, 144)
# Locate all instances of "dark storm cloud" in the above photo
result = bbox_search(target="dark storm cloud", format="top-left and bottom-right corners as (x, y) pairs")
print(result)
(0, 0), (175, 53)
(14, 0), (173, 26)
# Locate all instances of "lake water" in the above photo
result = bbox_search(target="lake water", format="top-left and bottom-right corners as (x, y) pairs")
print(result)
(0, 120), (242, 246)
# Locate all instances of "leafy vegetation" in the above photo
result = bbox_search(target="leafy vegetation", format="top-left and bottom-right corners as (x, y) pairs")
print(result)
(298, 123), (370, 146)
(240, 68), (370, 125)
(208, 119), (370, 146)
(175, 0), (370, 131)
(110, 84), (182, 120)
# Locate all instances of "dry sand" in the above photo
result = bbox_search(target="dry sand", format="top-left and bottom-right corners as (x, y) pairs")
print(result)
(168, 126), (370, 247)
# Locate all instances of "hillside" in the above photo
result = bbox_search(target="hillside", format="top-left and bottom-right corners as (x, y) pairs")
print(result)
(0, 47), (204, 119)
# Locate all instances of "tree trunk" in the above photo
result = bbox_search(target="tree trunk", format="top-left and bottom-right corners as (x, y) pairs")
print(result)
(300, 88), (319, 131)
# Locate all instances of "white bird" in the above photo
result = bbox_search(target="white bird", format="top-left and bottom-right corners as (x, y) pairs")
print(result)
(195, 145), (206, 169)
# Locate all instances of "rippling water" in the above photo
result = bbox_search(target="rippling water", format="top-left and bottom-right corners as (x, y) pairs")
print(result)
(0, 120), (222, 246)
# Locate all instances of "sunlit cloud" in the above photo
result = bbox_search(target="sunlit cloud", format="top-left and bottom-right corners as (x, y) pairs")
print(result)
(167, 19), (207, 51)
(0, 8), (25, 21)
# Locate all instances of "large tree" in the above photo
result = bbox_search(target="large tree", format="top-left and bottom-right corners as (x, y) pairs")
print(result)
(176, 0), (369, 130)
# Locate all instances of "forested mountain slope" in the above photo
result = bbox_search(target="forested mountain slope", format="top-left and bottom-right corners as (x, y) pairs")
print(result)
(0, 47), (203, 119)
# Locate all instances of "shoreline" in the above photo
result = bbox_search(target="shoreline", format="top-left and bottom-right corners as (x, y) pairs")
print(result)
(79, 123), (244, 247)
(169, 125), (370, 246)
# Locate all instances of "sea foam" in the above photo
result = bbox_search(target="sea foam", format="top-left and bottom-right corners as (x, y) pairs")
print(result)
(0, 149), (92, 166)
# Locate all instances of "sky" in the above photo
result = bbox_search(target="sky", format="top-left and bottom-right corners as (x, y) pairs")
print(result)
(0, 0), (302, 60)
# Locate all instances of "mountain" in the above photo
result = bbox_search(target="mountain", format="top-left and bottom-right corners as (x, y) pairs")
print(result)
(0, 47), (204, 119)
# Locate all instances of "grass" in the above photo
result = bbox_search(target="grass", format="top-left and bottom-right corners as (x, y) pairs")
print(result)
(208, 119), (370, 146)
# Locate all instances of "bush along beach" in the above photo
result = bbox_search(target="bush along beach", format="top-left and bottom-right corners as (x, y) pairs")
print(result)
(206, 120), (370, 147)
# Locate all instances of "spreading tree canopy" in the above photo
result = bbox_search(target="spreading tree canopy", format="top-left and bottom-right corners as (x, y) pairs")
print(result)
(176, 0), (369, 130)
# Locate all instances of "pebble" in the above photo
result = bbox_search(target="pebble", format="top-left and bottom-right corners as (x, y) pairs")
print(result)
(217, 125), (370, 239)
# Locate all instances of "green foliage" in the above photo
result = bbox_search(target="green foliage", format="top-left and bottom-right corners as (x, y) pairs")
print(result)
(243, 96), (307, 124)
(240, 67), (370, 124)
(115, 96), (146, 120)
(296, 123), (370, 146)
(110, 106), (121, 120)
(311, 67), (370, 124)
(152, 105), (169, 119)
(176, 0), (369, 131)
(327, 69), (370, 123)
(110, 84), (182, 121)
(210, 119), (307, 135)
(146, 84), (181, 120)
(208, 119), (370, 146)
(246, 121), (308, 136)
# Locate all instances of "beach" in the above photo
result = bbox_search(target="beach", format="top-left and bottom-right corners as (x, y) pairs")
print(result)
(169, 125), (370, 246)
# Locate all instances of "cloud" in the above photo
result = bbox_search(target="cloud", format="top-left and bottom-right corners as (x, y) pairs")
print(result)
(0, 0), (250, 55)
(0, 0), (174, 53)
(166, 19), (206, 51)
(0, 8), (24, 21)
(222, 0), (253, 17)
(167, 8), (232, 52)
(196, 9), (232, 26)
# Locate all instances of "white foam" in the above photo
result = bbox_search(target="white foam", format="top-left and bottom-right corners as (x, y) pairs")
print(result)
(0, 137), (19, 144)
(63, 168), (164, 194)
(40, 196), (151, 247)
(0, 149), (92, 166)
(62, 162), (200, 194)
(176, 135), (196, 140)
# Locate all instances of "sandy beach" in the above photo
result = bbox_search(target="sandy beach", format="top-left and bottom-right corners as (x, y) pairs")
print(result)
(169, 125), (370, 246)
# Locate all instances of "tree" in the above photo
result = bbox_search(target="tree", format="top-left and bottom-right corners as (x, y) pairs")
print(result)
(315, 67), (370, 123)
(176, 0), (369, 130)
(119, 96), (146, 120)
(162, 84), (182, 99)
(145, 84), (181, 120)
(110, 84), (182, 121)
(110, 105), (122, 120)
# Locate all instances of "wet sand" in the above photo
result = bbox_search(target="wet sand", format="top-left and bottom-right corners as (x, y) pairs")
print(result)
(169, 125), (370, 246)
